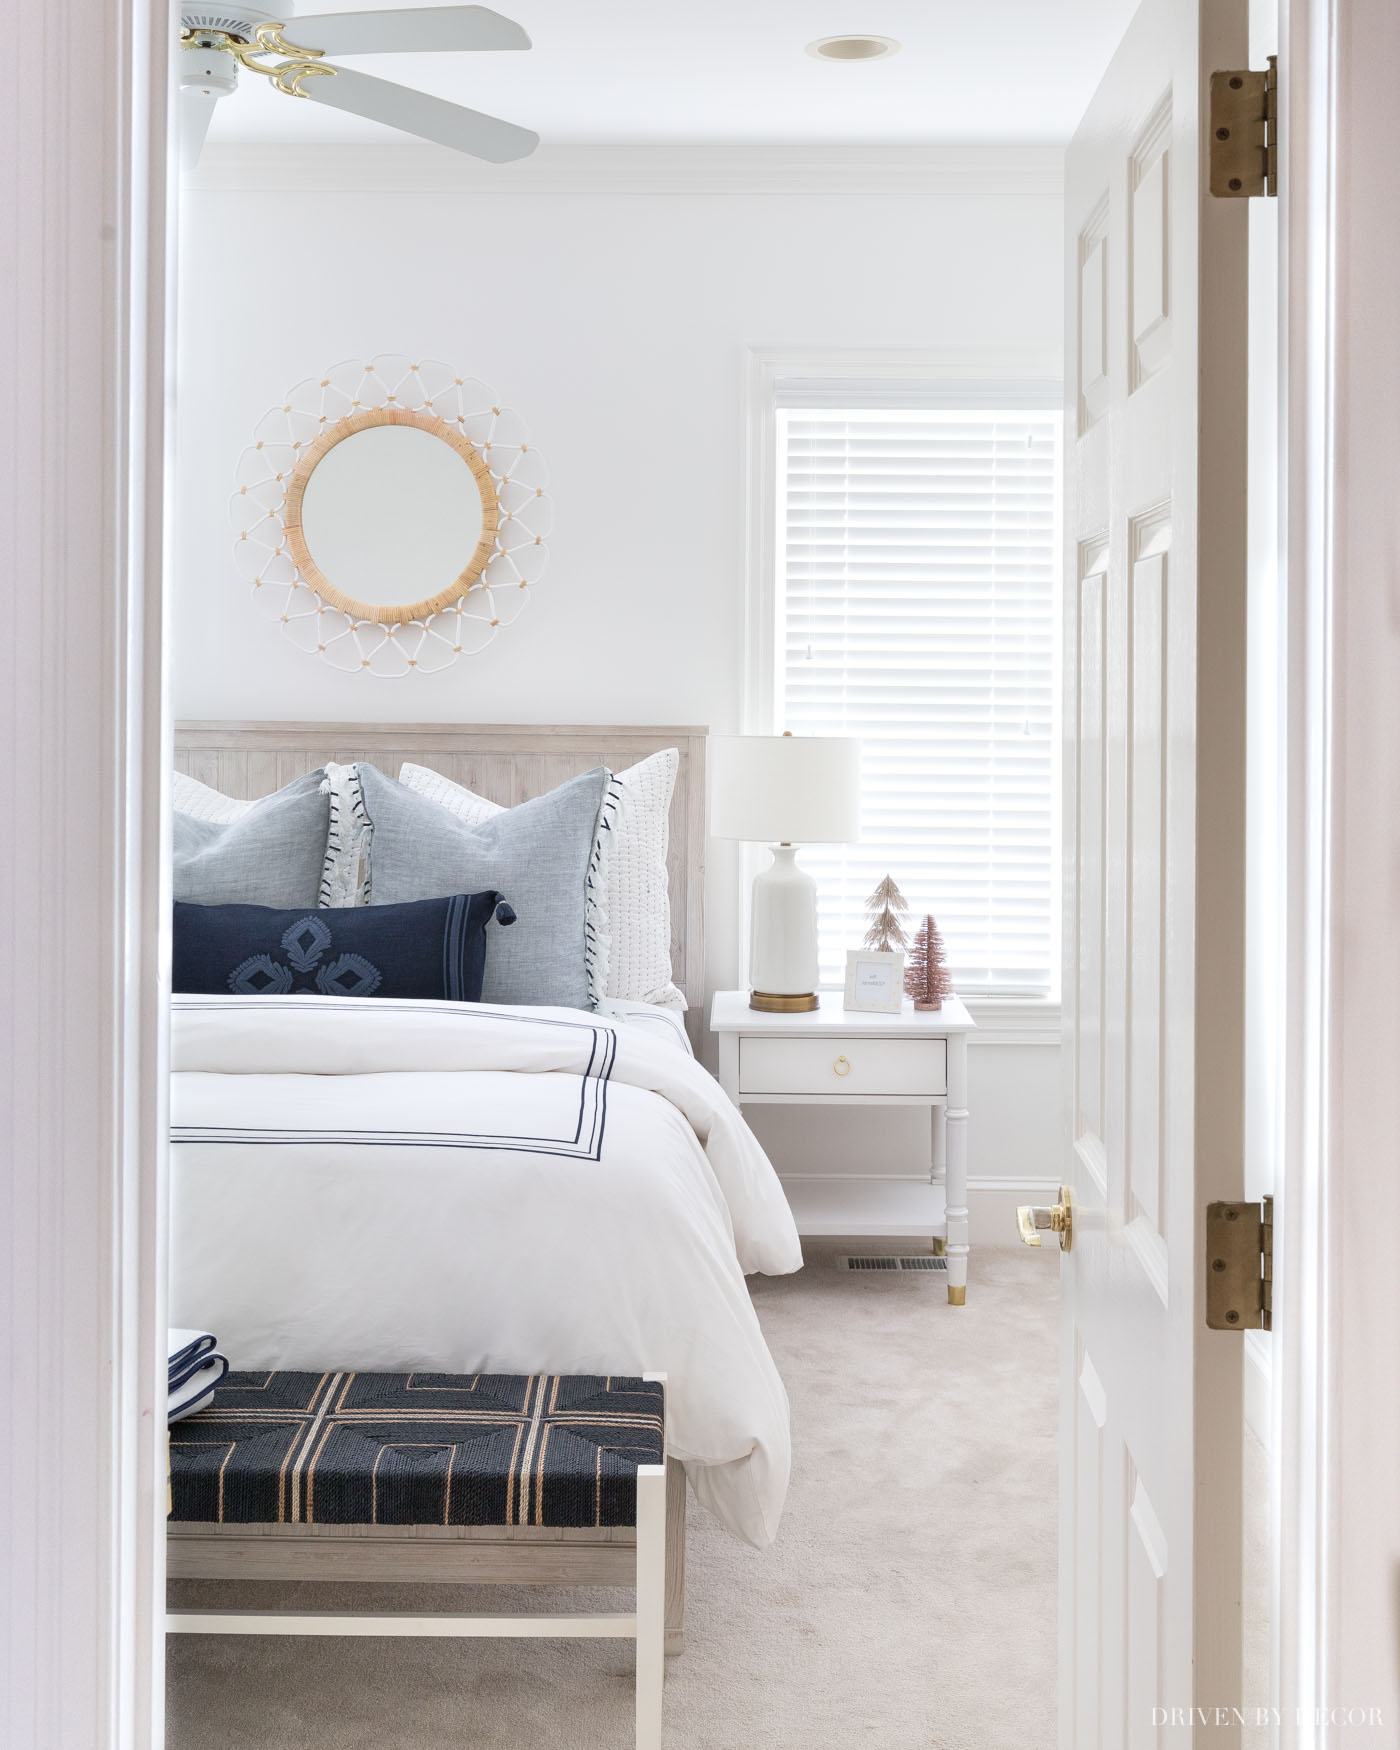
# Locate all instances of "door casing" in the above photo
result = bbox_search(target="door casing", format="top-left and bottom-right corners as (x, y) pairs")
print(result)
(0, 1), (1377, 1744)
(1273, 0), (1400, 1739)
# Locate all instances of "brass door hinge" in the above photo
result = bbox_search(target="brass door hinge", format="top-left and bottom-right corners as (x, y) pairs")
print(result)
(1210, 57), (1277, 197)
(1206, 1195), (1273, 1330)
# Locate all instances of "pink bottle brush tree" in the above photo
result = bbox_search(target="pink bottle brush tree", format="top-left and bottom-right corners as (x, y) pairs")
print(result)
(904, 914), (952, 1011)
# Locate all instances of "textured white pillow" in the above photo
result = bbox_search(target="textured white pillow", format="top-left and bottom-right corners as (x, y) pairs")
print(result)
(392, 763), (500, 828)
(171, 771), (253, 824)
(398, 751), (684, 1010)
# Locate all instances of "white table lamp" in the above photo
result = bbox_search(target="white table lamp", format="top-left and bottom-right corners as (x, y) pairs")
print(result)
(709, 733), (861, 1011)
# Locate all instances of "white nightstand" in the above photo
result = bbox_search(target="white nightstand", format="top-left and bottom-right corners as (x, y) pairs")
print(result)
(710, 990), (976, 1305)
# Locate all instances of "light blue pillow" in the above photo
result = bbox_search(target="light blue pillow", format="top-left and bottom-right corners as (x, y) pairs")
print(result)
(353, 763), (611, 1010)
(172, 770), (330, 909)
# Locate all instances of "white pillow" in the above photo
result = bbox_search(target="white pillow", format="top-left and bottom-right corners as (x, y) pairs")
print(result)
(171, 770), (253, 824)
(398, 751), (685, 1010)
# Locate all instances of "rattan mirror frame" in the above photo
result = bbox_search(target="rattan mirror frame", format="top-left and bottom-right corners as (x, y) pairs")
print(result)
(281, 407), (501, 626)
(233, 356), (552, 677)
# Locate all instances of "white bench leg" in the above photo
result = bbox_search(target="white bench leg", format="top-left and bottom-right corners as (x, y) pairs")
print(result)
(634, 1464), (667, 1750)
(664, 1457), (686, 1656)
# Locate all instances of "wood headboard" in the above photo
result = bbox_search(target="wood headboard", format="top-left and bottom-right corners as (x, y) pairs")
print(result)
(174, 722), (708, 1013)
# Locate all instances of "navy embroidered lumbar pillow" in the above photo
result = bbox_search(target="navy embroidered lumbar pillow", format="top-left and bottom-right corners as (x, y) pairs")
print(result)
(173, 893), (516, 1004)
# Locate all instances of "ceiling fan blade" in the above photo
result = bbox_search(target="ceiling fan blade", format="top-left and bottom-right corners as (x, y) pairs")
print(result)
(286, 7), (530, 56)
(180, 86), (218, 171)
(298, 65), (538, 162)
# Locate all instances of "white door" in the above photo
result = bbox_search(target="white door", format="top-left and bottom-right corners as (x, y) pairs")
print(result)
(1060, 0), (1251, 1742)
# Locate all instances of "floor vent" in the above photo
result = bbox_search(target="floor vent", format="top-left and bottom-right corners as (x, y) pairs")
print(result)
(839, 1255), (948, 1273)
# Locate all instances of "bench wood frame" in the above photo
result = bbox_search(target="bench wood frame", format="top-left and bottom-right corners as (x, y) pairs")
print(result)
(167, 1446), (683, 1750)
(167, 1455), (687, 1654)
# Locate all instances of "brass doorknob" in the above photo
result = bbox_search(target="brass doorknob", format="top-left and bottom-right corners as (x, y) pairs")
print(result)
(1017, 1186), (1073, 1252)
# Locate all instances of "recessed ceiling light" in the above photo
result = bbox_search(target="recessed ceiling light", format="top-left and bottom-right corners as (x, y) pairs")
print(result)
(806, 34), (901, 61)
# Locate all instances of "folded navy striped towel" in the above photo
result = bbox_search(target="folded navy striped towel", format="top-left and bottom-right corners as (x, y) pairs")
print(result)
(168, 1328), (228, 1424)
(169, 1329), (216, 1391)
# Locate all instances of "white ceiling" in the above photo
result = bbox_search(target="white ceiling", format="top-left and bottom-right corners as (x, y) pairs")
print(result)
(204, 0), (1140, 147)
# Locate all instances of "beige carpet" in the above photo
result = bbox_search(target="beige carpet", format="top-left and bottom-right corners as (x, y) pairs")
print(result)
(167, 1244), (1060, 1749)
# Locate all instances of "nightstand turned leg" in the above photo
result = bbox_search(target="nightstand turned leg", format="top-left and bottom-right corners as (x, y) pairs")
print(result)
(930, 1104), (947, 1256)
(945, 1036), (969, 1305)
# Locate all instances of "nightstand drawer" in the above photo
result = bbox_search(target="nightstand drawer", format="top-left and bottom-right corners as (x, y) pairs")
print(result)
(738, 1036), (948, 1097)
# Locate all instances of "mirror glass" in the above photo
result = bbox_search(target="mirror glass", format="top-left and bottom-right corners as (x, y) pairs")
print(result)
(298, 423), (488, 610)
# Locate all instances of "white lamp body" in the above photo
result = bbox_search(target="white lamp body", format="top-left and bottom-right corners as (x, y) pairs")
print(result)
(748, 846), (820, 1005)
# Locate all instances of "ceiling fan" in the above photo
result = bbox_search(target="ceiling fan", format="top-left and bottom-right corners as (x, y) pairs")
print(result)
(179, 4), (539, 169)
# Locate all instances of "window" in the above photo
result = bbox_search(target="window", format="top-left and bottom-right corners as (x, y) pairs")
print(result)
(774, 387), (1061, 996)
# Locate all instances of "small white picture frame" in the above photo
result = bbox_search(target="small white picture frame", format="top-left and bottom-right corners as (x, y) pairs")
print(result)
(843, 949), (906, 1013)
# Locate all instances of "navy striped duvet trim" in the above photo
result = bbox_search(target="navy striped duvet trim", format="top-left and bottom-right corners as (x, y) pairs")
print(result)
(173, 998), (615, 1032)
(171, 1019), (617, 1160)
(168, 1371), (665, 1529)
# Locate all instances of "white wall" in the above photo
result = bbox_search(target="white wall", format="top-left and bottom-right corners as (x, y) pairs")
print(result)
(1322, 0), (1400, 1728)
(175, 144), (1066, 1239)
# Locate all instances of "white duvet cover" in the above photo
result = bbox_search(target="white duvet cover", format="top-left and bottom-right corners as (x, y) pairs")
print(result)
(169, 994), (803, 1546)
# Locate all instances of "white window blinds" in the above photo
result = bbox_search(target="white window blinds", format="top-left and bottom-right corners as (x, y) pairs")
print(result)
(776, 401), (1061, 996)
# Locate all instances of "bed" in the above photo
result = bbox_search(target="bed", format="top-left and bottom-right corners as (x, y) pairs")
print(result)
(168, 722), (802, 1563)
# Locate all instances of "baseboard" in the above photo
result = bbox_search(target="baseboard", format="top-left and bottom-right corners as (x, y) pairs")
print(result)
(778, 1172), (1059, 1249)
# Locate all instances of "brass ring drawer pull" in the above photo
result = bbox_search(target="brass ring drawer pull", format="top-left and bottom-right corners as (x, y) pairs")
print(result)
(833, 1055), (852, 1076)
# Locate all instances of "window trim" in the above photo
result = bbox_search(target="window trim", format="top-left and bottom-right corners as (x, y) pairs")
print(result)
(739, 345), (1065, 995)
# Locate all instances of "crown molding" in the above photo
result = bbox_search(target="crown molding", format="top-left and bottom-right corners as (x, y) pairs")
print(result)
(188, 141), (1065, 197)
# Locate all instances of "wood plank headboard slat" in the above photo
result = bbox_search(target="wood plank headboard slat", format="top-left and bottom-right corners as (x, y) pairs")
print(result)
(174, 722), (707, 1018)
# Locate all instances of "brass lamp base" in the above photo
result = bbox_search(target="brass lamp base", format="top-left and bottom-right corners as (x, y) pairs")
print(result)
(749, 990), (820, 1013)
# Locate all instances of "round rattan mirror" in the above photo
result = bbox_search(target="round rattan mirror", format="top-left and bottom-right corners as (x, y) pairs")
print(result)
(284, 409), (500, 625)
(233, 356), (552, 678)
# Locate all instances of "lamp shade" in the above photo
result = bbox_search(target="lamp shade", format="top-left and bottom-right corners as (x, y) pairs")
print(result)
(709, 735), (861, 844)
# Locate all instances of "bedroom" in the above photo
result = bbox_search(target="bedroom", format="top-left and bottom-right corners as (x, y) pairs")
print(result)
(14, 0), (1400, 1747)
(163, 5), (1087, 1742)
(156, 0), (1272, 1735)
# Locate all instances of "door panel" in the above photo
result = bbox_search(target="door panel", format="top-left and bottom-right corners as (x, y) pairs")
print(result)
(1073, 1343), (1114, 1748)
(1060, 0), (1249, 1742)
(1126, 1459), (1169, 1744)
(1076, 552), (1107, 1165)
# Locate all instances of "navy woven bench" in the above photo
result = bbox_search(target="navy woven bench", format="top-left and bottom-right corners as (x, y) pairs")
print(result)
(166, 1369), (672, 1749)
